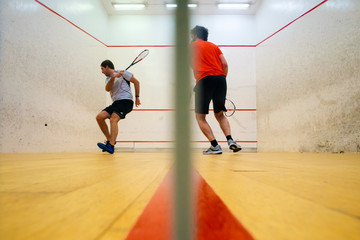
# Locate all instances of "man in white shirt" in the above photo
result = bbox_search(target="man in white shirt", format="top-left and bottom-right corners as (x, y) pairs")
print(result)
(96, 60), (141, 154)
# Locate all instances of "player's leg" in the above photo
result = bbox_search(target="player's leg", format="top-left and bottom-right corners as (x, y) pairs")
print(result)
(96, 110), (111, 141)
(213, 75), (231, 137)
(196, 113), (222, 155)
(195, 77), (222, 154)
(196, 113), (216, 141)
(102, 99), (133, 153)
(195, 79), (216, 142)
(109, 113), (121, 146)
(214, 111), (231, 137)
(214, 111), (241, 151)
(213, 76), (242, 152)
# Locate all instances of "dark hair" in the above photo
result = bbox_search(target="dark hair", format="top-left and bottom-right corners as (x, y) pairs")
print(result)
(101, 60), (114, 70)
(191, 25), (208, 41)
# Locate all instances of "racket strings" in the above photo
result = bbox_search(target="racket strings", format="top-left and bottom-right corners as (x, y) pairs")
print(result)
(125, 49), (149, 70)
(116, 49), (150, 98)
(134, 50), (149, 64)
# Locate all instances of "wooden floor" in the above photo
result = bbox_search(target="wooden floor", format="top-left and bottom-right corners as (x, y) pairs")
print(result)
(0, 152), (359, 240)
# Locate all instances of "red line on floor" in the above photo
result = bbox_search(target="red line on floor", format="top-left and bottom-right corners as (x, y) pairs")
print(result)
(125, 169), (174, 240)
(194, 170), (255, 240)
(125, 169), (255, 240)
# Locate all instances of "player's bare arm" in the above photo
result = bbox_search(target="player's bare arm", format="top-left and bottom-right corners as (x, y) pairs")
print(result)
(219, 54), (228, 76)
(105, 75), (116, 92)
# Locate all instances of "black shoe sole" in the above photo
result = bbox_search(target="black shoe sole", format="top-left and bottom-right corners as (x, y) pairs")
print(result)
(97, 143), (114, 154)
(230, 145), (242, 152)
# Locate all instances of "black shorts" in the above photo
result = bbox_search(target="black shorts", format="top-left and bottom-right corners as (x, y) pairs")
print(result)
(103, 99), (133, 119)
(194, 75), (227, 114)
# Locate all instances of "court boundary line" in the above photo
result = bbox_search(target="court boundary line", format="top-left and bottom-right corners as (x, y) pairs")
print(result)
(33, 0), (327, 146)
(256, 0), (328, 47)
(34, 0), (108, 47)
(34, 0), (328, 48)
(125, 169), (255, 240)
(116, 141), (258, 143)
(132, 108), (257, 111)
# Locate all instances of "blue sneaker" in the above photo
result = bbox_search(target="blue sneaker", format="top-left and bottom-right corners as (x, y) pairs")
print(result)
(98, 141), (116, 152)
(97, 142), (114, 154)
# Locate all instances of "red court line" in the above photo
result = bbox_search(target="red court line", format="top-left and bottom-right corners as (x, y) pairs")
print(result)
(125, 169), (255, 240)
(107, 45), (175, 48)
(108, 45), (256, 48)
(117, 141), (173, 143)
(34, 0), (328, 49)
(195, 140), (257, 143)
(256, 0), (328, 46)
(194, 170), (255, 240)
(34, 0), (108, 47)
(125, 169), (173, 240)
(132, 108), (257, 111)
(116, 141), (258, 143)
(132, 109), (174, 111)
(218, 45), (257, 48)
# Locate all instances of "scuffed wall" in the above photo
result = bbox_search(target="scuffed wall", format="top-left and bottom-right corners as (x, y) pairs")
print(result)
(0, 0), (106, 152)
(256, 0), (360, 152)
(0, 0), (257, 152)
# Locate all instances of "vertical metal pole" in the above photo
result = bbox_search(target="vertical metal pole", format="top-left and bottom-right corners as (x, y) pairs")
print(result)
(174, 0), (192, 240)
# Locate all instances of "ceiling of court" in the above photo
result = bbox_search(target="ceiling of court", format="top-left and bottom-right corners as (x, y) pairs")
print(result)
(100, 0), (262, 15)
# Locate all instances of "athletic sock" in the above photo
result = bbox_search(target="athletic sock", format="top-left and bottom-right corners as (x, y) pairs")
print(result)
(226, 135), (233, 141)
(210, 140), (218, 147)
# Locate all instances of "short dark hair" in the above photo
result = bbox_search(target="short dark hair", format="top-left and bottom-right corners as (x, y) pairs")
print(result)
(101, 60), (114, 69)
(191, 25), (208, 41)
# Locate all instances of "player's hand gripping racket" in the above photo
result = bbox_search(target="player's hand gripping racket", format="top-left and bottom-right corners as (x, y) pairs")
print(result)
(125, 49), (149, 70)
(224, 98), (236, 117)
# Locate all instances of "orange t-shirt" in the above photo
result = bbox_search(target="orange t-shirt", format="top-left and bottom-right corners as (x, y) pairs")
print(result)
(191, 40), (225, 83)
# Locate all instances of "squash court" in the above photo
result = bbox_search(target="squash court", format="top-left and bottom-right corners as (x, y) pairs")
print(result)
(1, 152), (359, 239)
(1, 0), (359, 239)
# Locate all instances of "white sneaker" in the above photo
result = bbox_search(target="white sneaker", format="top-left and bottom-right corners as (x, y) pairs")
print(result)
(203, 145), (222, 155)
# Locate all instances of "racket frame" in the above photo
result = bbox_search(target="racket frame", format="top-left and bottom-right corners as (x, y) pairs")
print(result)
(125, 49), (149, 70)
(224, 98), (236, 117)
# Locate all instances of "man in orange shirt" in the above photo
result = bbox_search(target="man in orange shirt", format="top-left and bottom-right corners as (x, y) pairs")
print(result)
(191, 25), (242, 154)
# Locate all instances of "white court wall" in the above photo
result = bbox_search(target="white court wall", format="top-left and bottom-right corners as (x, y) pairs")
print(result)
(106, 47), (256, 149)
(191, 15), (257, 45)
(0, 0), (257, 152)
(39, 0), (109, 44)
(0, 0), (107, 152)
(107, 15), (257, 149)
(256, 0), (323, 42)
(107, 14), (257, 45)
(3, 0), (357, 153)
(256, 0), (360, 152)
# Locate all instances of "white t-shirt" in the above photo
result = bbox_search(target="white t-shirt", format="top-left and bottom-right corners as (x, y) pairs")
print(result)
(105, 70), (133, 102)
